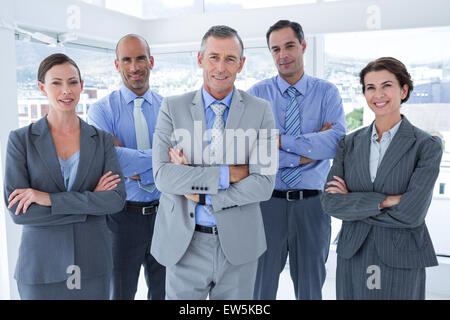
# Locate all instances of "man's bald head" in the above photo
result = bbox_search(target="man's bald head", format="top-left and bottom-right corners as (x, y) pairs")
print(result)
(115, 34), (151, 59)
(114, 34), (154, 96)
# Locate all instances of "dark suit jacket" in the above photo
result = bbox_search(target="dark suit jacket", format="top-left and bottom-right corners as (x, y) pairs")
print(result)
(4, 116), (126, 284)
(321, 116), (442, 268)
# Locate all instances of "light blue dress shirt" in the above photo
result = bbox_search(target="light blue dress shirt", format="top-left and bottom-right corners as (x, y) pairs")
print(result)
(58, 150), (80, 192)
(195, 87), (232, 227)
(87, 85), (162, 202)
(369, 120), (402, 182)
(248, 74), (346, 190)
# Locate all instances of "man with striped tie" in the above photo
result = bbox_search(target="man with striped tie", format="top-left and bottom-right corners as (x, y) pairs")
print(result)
(248, 20), (346, 300)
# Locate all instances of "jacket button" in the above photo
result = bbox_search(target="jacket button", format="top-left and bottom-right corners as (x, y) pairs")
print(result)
(191, 186), (195, 190)
(190, 212), (194, 218)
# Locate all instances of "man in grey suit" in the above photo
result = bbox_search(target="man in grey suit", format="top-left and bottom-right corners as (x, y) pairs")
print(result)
(151, 25), (277, 300)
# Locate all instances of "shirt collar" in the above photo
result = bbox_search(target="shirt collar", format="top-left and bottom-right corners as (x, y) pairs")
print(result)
(371, 119), (403, 141)
(201, 86), (234, 110)
(276, 73), (309, 97)
(120, 85), (154, 106)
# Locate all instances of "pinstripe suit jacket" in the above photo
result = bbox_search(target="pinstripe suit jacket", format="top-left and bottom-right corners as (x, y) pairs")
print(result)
(321, 116), (442, 268)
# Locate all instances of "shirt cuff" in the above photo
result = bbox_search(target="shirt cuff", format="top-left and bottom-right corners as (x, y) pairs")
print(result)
(139, 169), (154, 185)
(205, 194), (212, 206)
(279, 150), (301, 169)
(219, 166), (230, 189)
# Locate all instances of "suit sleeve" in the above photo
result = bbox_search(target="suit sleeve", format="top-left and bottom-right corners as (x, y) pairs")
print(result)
(152, 98), (221, 195)
(363, 136), (443, 228)
(4, 131), (126, 226)
(321, 135), (387, 221)
(210, 101), (277, 211)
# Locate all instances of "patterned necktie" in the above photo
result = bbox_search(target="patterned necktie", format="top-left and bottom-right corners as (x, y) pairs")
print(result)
(209, 103), (227, 165)
(133, 97), (157, 193)
(281, 87), (303, 188)
(203, 103), (227, 216)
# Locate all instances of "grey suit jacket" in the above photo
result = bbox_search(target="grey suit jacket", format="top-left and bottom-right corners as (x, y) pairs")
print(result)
(321, 116), (442, 268)
(151, 88), (277, 266)
(4, 116), (127, 284)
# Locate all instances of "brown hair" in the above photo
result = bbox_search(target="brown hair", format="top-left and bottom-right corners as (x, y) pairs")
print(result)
(37, 53), (82, 83)
(266, 20), (305, 49)
(360, 57), (413, 104)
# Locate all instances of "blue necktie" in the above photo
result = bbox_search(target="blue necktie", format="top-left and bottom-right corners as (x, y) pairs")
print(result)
(281, 87), (303, 188)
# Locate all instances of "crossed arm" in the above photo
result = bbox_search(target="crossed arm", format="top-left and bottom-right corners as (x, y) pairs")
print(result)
(322, 135), (443, 228)
(8, 171), (120, 215)
(167, 147), (249, 203)
(152, 98), (276, 209)
(278, 122), (334, 167)
(4, 131), (125, 225)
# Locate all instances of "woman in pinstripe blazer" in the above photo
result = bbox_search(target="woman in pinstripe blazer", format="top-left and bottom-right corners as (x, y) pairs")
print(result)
(321, 57), (443, 300)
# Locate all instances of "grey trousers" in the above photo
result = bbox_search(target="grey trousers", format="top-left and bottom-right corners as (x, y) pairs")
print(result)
(336, 234), (426, 300)
(18, 275), (110, 300)
(165, 231), (258, 300)
(254, 193), (331, 300)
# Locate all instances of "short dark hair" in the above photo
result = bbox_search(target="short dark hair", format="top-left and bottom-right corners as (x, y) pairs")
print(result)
(37, 53), (82, 83)
(266, 20), (305, 48)
(200, 25), (244, 60)
(115, 34), (151, 59)
(359, 57), (414, 104)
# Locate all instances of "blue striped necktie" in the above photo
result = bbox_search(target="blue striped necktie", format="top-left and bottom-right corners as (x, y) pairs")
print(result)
(281, 87), (303, 188)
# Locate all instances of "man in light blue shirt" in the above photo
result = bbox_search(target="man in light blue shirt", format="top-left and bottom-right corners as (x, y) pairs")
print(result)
(248, 20), (346, 300)
(88, 34), (165, 300)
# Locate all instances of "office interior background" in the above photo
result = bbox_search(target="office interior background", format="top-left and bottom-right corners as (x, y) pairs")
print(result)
(0, 0), (449, 300)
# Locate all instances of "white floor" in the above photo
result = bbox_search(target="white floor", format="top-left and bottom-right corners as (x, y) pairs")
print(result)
(135, 247), (450, 300)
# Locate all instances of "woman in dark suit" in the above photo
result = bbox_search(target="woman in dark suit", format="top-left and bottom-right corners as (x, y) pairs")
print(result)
(4, 53), (126, 299)
(321, 57), (443, 299)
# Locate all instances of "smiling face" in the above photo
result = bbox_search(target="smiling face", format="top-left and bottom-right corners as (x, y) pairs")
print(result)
(268, 27), (306, 85)
(115, 36), (153, 96)
(363, 69), (408, 119)
(38, 62), (84, 114)
(198, 36), (245, 100)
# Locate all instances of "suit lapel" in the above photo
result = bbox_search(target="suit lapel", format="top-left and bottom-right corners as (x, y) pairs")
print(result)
(71, 119), (97, 191)
(354, 125), (374, 191)
(31, 117), (66, 191)
(225, 89), (244, 130)
(374, 117), (416, 187)
(191, 90), (208, 164)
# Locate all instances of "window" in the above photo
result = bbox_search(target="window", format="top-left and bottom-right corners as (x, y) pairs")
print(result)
(151, 46), (276, 96)
(15, 40), (118, 127)
(205, 0), (316, 12)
